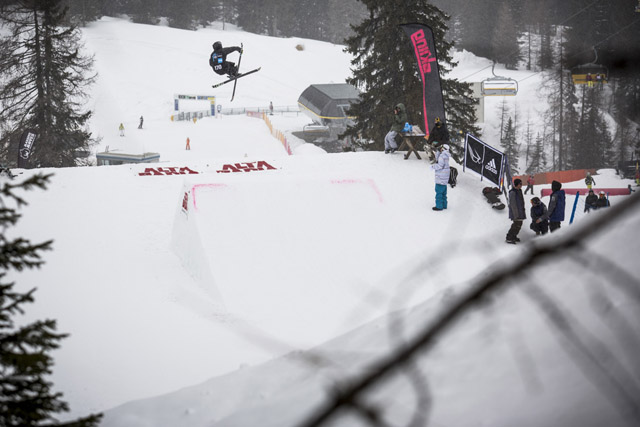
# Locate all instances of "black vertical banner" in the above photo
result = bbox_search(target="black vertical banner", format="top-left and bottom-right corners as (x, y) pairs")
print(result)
(464, 133), (505, 187)
(400, 23), (446, 138)
(18, 129), (38, 168)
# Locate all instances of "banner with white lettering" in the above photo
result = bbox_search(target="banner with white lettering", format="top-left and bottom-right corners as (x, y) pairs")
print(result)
(464, 133), (505, 187)
(18, 129), (38, 168)
(400, 23), (446, 139)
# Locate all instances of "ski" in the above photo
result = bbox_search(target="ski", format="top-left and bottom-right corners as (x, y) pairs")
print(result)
(211, 67), (261, 90)
(231, 43), (243, 102)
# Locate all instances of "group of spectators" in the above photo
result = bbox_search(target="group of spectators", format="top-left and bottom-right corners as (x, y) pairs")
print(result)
(382, 102), (620, 245)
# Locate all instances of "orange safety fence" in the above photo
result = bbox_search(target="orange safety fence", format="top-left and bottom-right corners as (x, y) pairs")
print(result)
(259, 112), (292, 155)
(514, 169), (597, 186)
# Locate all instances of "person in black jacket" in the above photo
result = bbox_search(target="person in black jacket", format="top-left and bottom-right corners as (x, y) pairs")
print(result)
(540, 180), (565, 232)
(584, 189), (598, 212)
(210, 41), (242, 78)
(595, 191), (610, 208)
(529, 197), (548, 235)
(506, 178), (526, 244)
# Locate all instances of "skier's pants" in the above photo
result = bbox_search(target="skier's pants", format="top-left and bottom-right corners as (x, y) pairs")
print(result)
(435, 183), (448, 209)
(384, 131), (398, 150)
(507, 219), (523, 241)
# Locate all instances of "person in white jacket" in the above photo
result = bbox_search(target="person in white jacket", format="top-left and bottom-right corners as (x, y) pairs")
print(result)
(431, 144), (450, 211)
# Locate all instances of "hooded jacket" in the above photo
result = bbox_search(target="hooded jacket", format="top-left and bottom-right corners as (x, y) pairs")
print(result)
(543, 180), (565, 222)
(390, 103), (408, 133)
(433, 146), (451, 185)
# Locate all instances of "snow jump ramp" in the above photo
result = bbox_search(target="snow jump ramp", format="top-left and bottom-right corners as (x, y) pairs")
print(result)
(171, 171), (399, 346)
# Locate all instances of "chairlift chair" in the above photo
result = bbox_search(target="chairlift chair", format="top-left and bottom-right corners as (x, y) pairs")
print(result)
(570, 47), (609, 85)
(481, 63), (518, 96)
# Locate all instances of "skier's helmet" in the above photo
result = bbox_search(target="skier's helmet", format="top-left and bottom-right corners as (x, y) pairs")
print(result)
(441, 144), (450, 151)
(213, 41), (222, 51)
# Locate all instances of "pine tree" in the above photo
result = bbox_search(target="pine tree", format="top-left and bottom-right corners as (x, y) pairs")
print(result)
(0, 0), (96, 168)
(527, 132), (547, 173)
(490, 1), (521, 69)
(0, 174), (102, 426)
(342, 0), (479, 151)
(572, 86), (612, 169)
(501, 116), (519, 174)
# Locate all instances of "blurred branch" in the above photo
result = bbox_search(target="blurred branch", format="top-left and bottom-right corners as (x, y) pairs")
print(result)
(298, 192), (640, 427)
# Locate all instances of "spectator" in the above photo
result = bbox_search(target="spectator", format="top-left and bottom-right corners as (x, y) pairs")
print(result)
(426, 117), (450, 147)
(138, 116), (144, 129)
(524, 174), (535, 195)
(431, 144), (450, 211)
(119, 123), (125, 137)
(530, 197), (548, 235)
(541, 180), (565, 232)
(595, 191), (610, 208)
(186, 137), (191, 150)
(506, 178), (526, 244)
(384, 103), (407, 154)
(584, 189), (598, 212)
(269, 101), (274, 115)
(585, 172), (596, 190)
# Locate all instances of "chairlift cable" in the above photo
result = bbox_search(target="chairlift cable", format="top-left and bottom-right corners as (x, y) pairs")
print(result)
(458, 0), (601, 82)
(517, 17), (640, 84)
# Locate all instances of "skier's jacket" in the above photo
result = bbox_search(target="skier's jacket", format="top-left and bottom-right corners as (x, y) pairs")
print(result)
(210, 45), (241, 74)
(508, 187), (526, 220)
(433, 147), (451, 186)
(390, 103), (408, 133)
(544, 180), (565, 222)
(530, 203), (548, 223)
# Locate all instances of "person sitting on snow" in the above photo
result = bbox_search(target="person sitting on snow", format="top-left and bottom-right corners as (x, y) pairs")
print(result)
(210, 41), (242, 78)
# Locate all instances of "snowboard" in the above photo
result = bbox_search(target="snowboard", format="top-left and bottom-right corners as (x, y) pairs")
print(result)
(482, 187), (505, 210)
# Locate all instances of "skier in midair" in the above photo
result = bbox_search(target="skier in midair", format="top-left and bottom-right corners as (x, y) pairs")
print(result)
(210, 41), (242, 79)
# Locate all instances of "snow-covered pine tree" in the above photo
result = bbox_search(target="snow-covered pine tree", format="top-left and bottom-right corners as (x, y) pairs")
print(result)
(341, 0), (479, 151)
(501, 116), (520, 174)
(0, 174), (102, 426)
(490, 1), (521, 69)
(0, 0), (96, 168)
(571, 87), (613, 169)
(527, 132), (546, 173)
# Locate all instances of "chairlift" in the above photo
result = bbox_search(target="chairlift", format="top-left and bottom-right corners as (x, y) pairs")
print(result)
(481, 63), (518, 96)
(570, 47), (608, 85)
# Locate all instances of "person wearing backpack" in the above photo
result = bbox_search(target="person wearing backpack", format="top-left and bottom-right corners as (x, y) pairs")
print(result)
(431, 144), (450, 211)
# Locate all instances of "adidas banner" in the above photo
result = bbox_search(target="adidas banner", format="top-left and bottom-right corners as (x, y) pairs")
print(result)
(464, 133), (505, 187)
(18, 129), (38, 169)
(400, 23), (446, 139)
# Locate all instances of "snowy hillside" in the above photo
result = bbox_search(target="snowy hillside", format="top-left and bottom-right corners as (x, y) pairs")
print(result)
(8, 18), (640, 427)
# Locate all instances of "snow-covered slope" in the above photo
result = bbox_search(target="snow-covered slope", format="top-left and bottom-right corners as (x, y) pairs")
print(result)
(8, 17), (640, 427)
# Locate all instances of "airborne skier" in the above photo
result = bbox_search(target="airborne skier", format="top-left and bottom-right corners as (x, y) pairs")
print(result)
(210, 41), (242, 78)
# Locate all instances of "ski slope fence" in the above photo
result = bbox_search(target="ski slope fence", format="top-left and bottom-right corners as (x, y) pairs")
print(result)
(259, 112), (293, 155)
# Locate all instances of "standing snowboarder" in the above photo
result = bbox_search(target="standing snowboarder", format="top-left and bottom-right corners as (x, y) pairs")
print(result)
(210, 41), (242, 78)
(431, 144), (451, 211)
(541, 180), (565, 232)
(506, 178), (526, 244)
